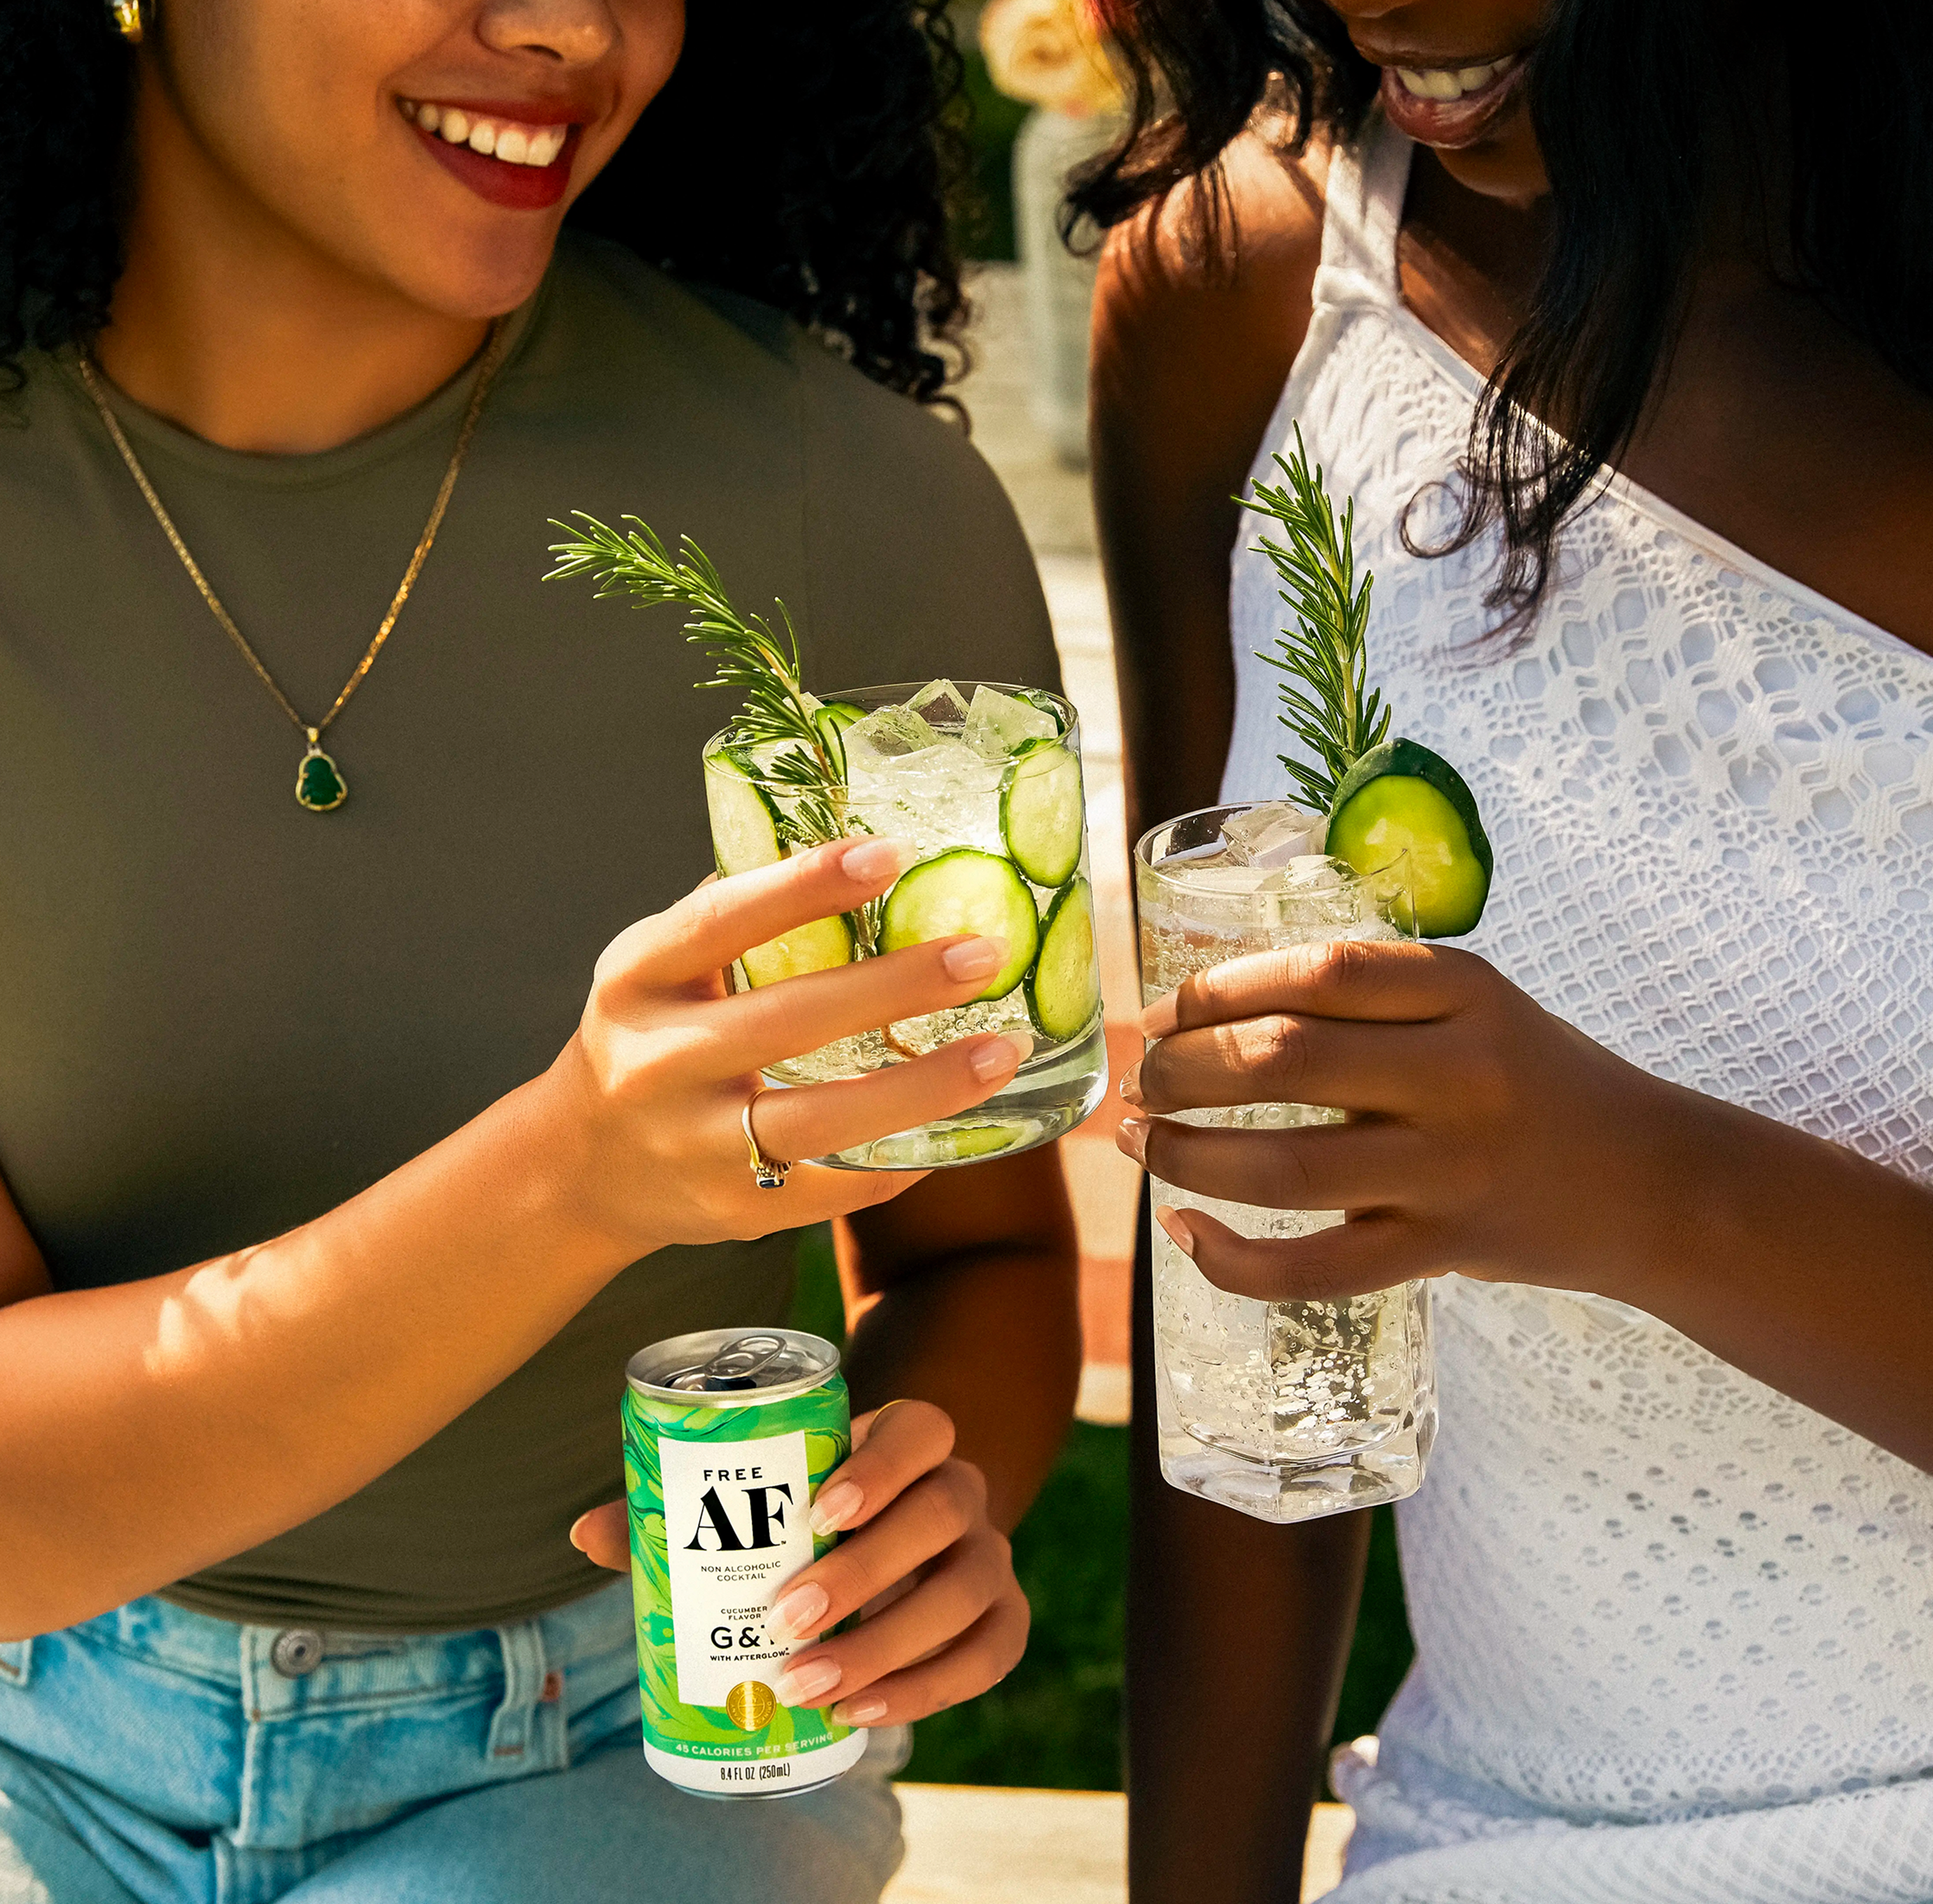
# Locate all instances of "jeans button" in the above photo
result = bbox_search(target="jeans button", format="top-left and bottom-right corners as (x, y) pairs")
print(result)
(271, 1629), (325, 1677)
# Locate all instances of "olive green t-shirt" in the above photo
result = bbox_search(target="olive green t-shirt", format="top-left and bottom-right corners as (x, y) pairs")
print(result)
(0, 234), (1057, 1631)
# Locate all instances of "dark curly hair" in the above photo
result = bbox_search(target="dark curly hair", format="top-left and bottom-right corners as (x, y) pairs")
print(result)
(0, 0), (970, 407)
(1072, 0), (1933, 633)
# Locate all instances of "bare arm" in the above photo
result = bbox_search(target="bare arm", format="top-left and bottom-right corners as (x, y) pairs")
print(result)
(1129, 941), (1933, 1468)
(0, 1170), (50, 1310)
(0, 840), (1038, 1640)
(834, 1143), (1082, 1533)
(1091, 134), (1371, 1903)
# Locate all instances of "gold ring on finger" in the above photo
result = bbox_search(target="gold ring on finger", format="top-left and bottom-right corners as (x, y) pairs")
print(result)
(741, 1089), (793, 1190)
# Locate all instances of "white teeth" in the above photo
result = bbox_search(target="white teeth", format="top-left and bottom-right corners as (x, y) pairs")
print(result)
(1394, 57), (1511, 102)
(406, 101), (569, 166)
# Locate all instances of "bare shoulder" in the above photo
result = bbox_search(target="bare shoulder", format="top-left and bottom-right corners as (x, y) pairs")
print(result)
(1091, 129), (1328, 454)
(1090, 125), (1334, 835)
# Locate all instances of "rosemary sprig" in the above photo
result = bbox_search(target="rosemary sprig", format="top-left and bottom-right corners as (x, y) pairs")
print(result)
(545, 512), (850, 848)
(1243, 425), (1390, 812)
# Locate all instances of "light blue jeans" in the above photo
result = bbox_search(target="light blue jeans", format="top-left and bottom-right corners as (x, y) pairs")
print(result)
(0, 1581), (905, 1904)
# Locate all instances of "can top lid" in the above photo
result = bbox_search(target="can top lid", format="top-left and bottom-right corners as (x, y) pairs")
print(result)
(626, 1328), (840, 1400)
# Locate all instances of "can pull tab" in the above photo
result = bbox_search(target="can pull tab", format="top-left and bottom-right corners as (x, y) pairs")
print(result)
(662, 1332), (793, 1393)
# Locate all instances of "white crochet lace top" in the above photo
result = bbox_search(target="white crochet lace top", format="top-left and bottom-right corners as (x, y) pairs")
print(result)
(1222, 118), (1933, 1903)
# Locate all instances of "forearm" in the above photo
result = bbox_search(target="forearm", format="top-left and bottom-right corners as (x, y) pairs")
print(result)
(1617, 1081), (1933, 1468)
(836, 1234), (1080, 1535)
(0, 1057), (630, 1638)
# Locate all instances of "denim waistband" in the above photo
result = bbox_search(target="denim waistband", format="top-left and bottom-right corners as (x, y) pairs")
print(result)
(0, 1577), (642, 1860)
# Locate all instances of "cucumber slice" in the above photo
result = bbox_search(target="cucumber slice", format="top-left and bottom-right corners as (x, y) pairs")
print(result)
(1028, 877), (1101, 1043)
(705, 748), (785, 876)
(879, 849), (1039, 1000)
(1327, 738), (1493, 938)
(815, 701), (865, 741)
(740, 912), (855, 987)
(1001, 741), (1084, 888)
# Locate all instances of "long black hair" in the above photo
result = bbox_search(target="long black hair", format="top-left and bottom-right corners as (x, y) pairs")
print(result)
(1072, 0), (1933, 631)
(0, 0), (970, 405)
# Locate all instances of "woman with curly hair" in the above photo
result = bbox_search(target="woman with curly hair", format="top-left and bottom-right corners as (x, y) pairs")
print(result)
(1083, 1), (1933, 1900)
(0, 3), (1079, 1900)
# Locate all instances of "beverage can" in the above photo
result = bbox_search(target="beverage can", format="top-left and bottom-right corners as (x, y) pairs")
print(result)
(622, 1328), (866, 1798)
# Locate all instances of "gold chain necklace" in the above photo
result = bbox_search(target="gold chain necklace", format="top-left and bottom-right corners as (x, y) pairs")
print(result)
(76, 320), (507, 811)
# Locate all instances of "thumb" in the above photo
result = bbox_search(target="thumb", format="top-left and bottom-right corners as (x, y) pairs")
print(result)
(568, 1498), (630, 1572)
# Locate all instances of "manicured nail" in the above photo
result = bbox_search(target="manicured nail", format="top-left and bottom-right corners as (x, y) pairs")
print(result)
(1117, 1115), (1148, 1165)
(831, 1695), (888, 1727)
(969, 1031), (1034, 1081)
(943, 936), (1007, 983)
(766, 1582), (829, 1649)
(841, 837), (915, 884)
(809, 1481), (863, 1538)
(1155, 1205), (1195, 1257)
(1118, 1067), (1143, 1107)
(775, 1656), (842, 1706)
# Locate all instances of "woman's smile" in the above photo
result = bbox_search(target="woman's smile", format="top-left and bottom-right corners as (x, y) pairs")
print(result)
(1375, 47), (1532, 149)
(397, 95), (589, 211)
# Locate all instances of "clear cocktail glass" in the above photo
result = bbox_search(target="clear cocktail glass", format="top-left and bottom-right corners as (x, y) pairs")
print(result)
(1135, 801), (1435, 1523)
(705, 680), (1108, 1171)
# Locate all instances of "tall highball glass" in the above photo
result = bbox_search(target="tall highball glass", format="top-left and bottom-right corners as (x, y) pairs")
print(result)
(1135, 803), (1435, 1523)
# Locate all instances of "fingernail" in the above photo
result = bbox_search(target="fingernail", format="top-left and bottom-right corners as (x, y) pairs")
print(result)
(775, 1656), (842, 1706)
(841, 837), (915, 884)
(1155, 1205), (1195, 1257)
(1119, 1067), (1143, 1107)
(766, 1582), (829, 1648)
(832, 1695), (888, 1727)
(809, 1481), (863, 1538)
(969, 1030), (1034, 1081)
(1117, 1115), (1148, 1165)
(942, 936), (1007, 983)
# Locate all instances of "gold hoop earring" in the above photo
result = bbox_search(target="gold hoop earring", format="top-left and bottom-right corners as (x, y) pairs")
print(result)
(109, 0), (144, 43)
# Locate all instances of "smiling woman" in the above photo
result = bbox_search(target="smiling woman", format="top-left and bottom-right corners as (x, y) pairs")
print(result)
(0, 4), (1079, 1902)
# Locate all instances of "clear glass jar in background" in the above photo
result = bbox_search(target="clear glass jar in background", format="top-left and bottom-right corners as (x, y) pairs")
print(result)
(1135, 803), (1435, 1523)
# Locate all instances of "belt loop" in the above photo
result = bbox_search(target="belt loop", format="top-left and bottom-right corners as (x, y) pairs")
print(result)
(0, 1636), (33, 1688)
(486, 1620), (548, 1761)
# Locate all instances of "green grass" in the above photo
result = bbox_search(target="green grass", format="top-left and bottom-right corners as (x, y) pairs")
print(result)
(788, 1225), (1412, 1791)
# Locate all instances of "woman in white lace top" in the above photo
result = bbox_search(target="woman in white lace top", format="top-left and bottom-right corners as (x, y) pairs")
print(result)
(1081, 2), (1933, 1900)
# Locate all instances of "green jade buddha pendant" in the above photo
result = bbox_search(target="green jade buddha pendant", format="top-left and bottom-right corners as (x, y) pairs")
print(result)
(296, 730), (347, 811)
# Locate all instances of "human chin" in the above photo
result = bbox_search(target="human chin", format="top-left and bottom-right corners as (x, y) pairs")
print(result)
(363, 194), (568, 323)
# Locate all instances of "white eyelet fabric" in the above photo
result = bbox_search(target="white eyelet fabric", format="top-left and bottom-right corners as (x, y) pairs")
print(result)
(1222, 118), (1933, 1903)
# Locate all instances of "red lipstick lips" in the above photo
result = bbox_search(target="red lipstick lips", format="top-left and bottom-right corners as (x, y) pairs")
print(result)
(406, 100), (590, 212)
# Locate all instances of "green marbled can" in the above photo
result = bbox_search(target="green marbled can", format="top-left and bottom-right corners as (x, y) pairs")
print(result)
(622, 1328), (864, 1799)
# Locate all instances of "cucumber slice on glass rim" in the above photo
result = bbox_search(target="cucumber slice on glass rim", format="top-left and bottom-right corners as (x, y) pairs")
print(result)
(1001, 740), (1084, 888)
(1327, 738), (1493, 938)
(1027, 876), (1101, 1044)
(704, 747), (785, 876)
(879, 849), (1039, 1001)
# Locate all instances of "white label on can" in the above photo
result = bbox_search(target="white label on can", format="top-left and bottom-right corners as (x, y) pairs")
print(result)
(659, 1428), (815, 1708)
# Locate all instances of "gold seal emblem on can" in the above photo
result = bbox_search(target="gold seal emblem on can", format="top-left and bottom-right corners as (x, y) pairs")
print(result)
(726, 1680), (778, 1731)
